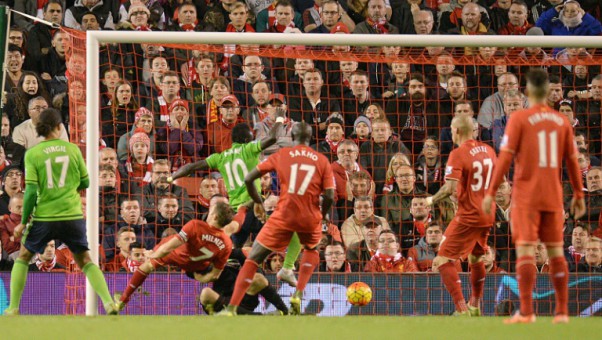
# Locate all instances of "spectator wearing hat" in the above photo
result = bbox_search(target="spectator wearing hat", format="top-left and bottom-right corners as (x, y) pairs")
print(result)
(118, 0), (166, 30)
(254, 94), (294, 156)
(0, 165), (23, 216)
(13, 99), (68, 151)
(207, 94), (244, 153)
(120, 128), (154, 187)
(350, 115), (371, 145)
(116, 4), (152, 31)
(156, 99), (204, 170)
(117, 107), (157, 161)
(311, 117), (345, 162)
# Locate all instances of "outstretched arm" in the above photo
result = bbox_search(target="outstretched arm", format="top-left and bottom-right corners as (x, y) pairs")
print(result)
(170, 159), (209, 181)
(149, 237), (185, 259)
(259, 108), (286, 151)
(428, 180), (457, 206)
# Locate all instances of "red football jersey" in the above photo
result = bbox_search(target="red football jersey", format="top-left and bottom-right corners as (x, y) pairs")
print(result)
(445, 139), (497, 227)
(257, 145), (335, 233)
(501, 104), (582, 211)
(168, 220), (232, 272)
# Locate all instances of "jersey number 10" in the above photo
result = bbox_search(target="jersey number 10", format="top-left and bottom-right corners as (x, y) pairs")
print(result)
(44, 156), (70, 189)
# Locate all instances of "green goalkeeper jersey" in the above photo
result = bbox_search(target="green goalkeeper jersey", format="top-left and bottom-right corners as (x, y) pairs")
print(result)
(24, 139), (89, 221)
(206, 140), (262, 210)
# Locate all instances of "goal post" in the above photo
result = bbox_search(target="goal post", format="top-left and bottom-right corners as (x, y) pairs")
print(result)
(83, 30), (602, 316)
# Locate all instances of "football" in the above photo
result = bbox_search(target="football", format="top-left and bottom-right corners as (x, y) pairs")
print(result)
(346, 282), (372, 306)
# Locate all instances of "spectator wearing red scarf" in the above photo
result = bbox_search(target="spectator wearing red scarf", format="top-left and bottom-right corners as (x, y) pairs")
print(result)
(29, 240), (66, 272)
(311, 117), (345, 163)
(207, 95), (244, 153)
(320, 242), (355, 272)
(353, 0), (399, 35)
(364, 230), (418, 272)
(497, 1), (532, 35)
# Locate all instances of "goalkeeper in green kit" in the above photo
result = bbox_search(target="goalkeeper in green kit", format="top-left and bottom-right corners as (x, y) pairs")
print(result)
(170, 102), (302, 286)
(4, 109), (119, 316)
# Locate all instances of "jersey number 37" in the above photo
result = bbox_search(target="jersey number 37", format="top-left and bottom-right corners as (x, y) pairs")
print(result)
(471, 158), (493, 192)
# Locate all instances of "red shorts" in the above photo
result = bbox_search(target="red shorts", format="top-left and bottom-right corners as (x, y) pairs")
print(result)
(438, 220), (490, 259)
(255, 221), (321, 252)
(510, 207), (564, 245)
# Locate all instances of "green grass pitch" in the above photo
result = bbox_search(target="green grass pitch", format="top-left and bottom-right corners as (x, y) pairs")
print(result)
(1, 316), (601, 340)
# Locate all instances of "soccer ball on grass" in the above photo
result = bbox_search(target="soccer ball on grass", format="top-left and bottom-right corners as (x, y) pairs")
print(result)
(346, 282), (372, 306)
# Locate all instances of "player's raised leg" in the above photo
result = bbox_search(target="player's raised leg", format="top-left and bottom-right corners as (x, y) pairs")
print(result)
(278, 233), (301, 287)
(116, 260), (156, 310)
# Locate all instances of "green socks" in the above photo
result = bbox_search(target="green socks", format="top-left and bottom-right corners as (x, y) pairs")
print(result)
(8, 259), (29, 311)
(283, 233), (302, 270)
(82, 262), (113, 306)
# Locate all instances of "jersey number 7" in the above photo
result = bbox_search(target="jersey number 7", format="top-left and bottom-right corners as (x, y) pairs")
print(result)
(288, 164), (316, 195)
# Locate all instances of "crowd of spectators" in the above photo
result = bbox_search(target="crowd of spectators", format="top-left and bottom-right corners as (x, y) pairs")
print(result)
(0, 0), (601, 275)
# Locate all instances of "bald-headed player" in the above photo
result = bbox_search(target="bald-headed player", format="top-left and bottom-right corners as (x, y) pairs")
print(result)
(426, 115), (497, 316)
(218, 122), (336, 316)
(483, 69), (585, 324)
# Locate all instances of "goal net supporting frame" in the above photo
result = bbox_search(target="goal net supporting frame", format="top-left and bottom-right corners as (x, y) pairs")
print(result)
(85, 31), (601, 316)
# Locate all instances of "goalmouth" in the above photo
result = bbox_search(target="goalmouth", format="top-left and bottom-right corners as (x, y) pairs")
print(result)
(85, 30), (602, 316)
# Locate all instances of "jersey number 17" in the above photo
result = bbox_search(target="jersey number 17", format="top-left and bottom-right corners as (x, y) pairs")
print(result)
(45, 155), (70, 189)
(288, 164), (316, 195)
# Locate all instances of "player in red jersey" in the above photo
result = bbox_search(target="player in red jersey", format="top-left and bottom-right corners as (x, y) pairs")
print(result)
(483, 69), (586, 324)
(219, 122), (336, 316)
(426, 115), (497, 316)
(116, 201), (234, 310)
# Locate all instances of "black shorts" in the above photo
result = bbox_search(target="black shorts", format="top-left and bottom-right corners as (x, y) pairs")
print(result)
(23, 219), (89, 255)
(202, 293), (260, 314)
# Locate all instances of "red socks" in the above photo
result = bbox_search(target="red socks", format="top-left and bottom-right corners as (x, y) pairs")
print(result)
(469, 261), (486, 308)
(549, 256), (569, 316)
(296, 249), (320, 292)
(439, 261), (467, 312)
(516, 256), (536, 316)
(121, 269), (148, 304)
(229, 259), (259, 307)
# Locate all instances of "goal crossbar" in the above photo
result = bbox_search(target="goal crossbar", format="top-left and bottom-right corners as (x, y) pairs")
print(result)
(84, 30), (602, 315)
